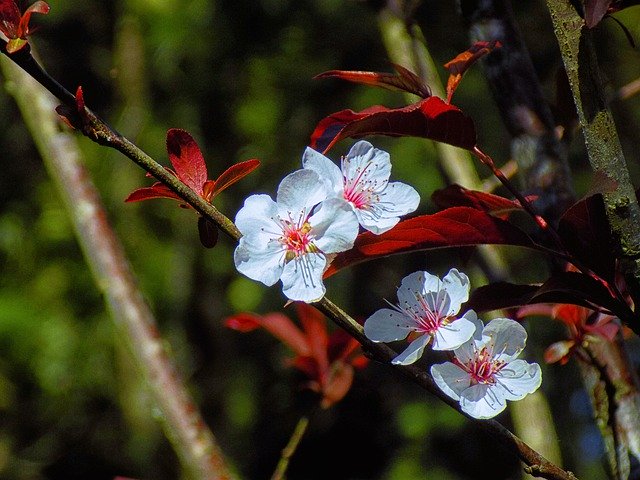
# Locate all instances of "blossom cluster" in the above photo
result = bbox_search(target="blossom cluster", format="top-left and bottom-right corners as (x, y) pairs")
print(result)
(364, 269), (541, 419)
(233, 141), (420, 302)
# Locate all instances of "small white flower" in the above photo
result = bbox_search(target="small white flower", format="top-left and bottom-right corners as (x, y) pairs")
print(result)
(431, 316), (542, 419)
(364, 269), (477, 365)
(234, 169), (359, 303)
(302, 141), (420, 234)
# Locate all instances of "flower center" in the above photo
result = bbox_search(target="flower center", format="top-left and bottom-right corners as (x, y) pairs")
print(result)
(403, 290), (450, 335)
(342, 159), (380, 210)
(279, 218), (317, 261)
(463, 347), (506, 385)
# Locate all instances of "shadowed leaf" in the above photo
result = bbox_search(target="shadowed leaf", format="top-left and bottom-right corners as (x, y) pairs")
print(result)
(310, 96), (476, 154)
(432, 184), (531, 220)
(324, 207), (540, 277)
(315, 64), (431, 98)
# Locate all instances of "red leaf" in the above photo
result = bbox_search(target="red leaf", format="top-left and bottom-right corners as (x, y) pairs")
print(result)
(310, 96), (476, 154)
(226, 312), (311, 357)
(166, 128), (208, 196)
(544, 340), (575, 364)
(432, 184), (529, 220)
(0, 0), (21, 39)
(18, 0), (49, 37)
(444, 41), (501, 103)
(297, 303), (329, 380)
(558, 194), (616, 283)
(324, 207), (539, 277)
(205, 158), (260, 201)
(124, 184), (182, 203)
(315, 64), (431, 98)
(225, 313), (262, 332)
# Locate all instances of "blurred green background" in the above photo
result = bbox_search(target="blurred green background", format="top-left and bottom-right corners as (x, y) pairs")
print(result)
(0, 1), (639, 479)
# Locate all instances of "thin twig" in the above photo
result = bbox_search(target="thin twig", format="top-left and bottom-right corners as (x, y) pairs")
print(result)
(270, 415), (311, 480)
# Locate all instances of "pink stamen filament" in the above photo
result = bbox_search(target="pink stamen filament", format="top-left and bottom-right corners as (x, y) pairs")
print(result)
(458, 347), (506, 385)
(342, 158), (385, 210)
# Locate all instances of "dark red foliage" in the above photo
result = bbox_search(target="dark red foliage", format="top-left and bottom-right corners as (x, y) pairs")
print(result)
(126, 129), (259, 206)
(309, 96), (477, 154)
(465, 271), (634, 323)
(324, 206), (541, 278)
(558, 194), (616, 283)
(0, 0), (49, 53)
(315, 64), (431, 99)
(225, 304), (367, 409)
(432, 184), (532, 220)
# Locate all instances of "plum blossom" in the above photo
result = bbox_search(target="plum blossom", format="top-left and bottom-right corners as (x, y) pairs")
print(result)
(302, 141), (420, 234)
(431, 316), (542, 419)
(234, 169), (359, 303)
(364, 269), (477, 365)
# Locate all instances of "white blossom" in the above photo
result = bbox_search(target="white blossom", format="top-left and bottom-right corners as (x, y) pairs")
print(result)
(431, 316), (542, 419)
(302, 141), (420, 234)
(364, 269), (477, 365)
(234, 169), (359, 302)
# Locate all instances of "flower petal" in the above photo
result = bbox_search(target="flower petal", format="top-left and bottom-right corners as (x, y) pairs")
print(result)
(483, 317), (527, 362)
(459, 383), (507, 419)
(311, 199), (359, 254)
(431, 361), (470, 401)
(396, 270), (440, 307)
(277, 169), (328, 212)
(343, 141), (391, 188)
(391, 334), (430, 365)
(234, 237), (284, 286)
(235, 194), (279, 238)
(453, 311), (483, 364)
(364, 308), (415, 342)
(442, 268), (471, 314)
(494, 359), (542, 401)
(301, 147), (344, 196)
(431, 316), (476, 351)
(356, 181), (420, 234)
(280, 252), (327, 302)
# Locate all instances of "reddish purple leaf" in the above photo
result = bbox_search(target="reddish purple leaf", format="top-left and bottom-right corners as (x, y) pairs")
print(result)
(1, 0), (49, 53)
(124, 183), (181, 203)
(0, 0), (21, 38)
(315, 64), (431, 99)
(432, 184), (530, 220)
(204, 158), (260, 201)
(166, 128), (208, 196)
(324, 206), (540, 278)
(443, 40), (501, 103)
(558, 194), (616, 283)
(465, 272), (633, 322)
(310, 96), (477, 154)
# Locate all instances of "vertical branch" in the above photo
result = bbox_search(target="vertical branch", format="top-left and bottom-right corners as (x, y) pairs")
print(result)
(545, 0), (640, 305)
(0, 55), (238, 480)
(545, 2), (640, 478)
